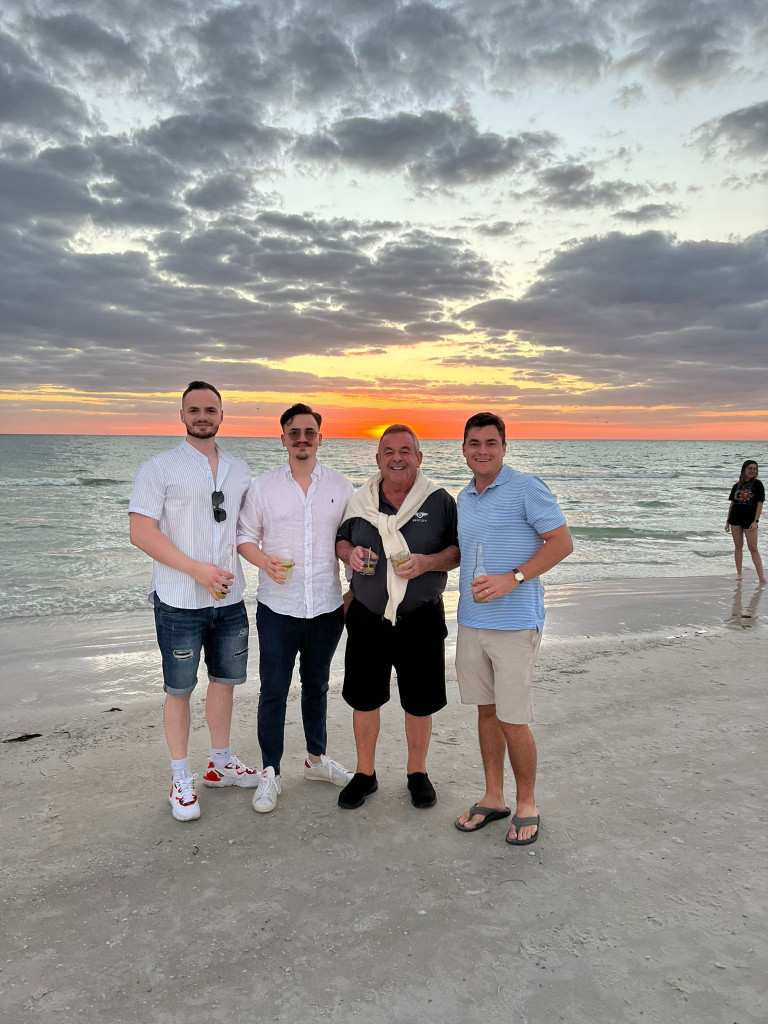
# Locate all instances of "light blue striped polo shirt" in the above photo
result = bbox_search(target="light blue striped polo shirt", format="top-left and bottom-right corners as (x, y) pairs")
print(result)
(457, 464), (566, 632)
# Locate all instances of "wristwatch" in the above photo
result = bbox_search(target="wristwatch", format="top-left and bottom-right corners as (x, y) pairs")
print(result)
(512, 567), (525, 584)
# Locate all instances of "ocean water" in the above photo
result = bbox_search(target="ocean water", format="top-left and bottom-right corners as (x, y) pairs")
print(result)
(0, 435), (762, 619)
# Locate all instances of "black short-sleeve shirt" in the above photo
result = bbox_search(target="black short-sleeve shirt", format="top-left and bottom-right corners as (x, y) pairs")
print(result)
(337, 486), (458, 617)
(728, 478), (765, 526)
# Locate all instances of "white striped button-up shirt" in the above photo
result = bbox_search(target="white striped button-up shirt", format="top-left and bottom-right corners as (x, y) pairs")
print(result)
(129, 440), (252, 609)
(237, 462), (353, 619)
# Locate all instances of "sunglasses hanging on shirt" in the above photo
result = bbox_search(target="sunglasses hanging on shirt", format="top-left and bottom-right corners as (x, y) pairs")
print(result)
(211, 490), (226, 522)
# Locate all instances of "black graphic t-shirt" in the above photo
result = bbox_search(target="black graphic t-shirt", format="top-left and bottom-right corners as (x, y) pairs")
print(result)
(728, 478), (765, 526)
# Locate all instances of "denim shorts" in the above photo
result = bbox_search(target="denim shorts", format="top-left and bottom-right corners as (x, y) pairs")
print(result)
(153, 594), (249, 697)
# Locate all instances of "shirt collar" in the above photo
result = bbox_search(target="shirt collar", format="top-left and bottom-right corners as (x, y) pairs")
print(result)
(283, 461), (321, 481)
(180, 439), (228, 463)
(466, 463), (511, 496)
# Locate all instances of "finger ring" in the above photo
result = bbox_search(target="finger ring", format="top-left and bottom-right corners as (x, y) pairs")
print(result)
(485, 589), (490, 597)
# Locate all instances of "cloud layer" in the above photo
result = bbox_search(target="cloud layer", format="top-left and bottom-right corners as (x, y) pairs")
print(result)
(0, 0), (766, 433)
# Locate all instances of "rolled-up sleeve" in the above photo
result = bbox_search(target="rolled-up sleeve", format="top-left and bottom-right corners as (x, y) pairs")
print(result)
(236, 479), (264, 546)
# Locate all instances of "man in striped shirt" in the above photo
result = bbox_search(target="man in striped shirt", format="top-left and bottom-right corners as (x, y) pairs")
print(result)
(129, 381), (259, 822)
(454, 412), (573, 847)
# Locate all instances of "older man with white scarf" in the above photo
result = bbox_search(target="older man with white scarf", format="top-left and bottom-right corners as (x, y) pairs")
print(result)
(335, 425), (460, 810)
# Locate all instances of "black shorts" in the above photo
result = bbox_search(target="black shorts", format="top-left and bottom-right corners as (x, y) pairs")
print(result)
(728, 510), (756, 528)
(342, 597), (448, 717)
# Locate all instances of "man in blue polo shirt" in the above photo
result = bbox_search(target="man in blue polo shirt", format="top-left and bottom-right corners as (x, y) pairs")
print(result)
(454, 412), (573, 847)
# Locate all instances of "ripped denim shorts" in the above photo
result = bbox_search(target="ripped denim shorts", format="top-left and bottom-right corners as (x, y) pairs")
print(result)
(152, 593), (249, 697)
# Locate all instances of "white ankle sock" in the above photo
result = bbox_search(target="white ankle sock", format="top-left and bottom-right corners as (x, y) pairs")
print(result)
(171, 756), (190, 782)
(211, 746), (231, 766)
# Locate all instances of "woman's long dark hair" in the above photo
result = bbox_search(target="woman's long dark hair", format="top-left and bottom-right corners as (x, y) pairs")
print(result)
(737, 460), (759, 487)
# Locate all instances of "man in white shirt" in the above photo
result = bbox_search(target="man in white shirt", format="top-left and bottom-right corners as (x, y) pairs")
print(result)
(237, 404), (354, 813)
(129, 381), (260, 822)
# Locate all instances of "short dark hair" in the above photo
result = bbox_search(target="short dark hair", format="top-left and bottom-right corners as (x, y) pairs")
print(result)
(182, 380), (222, 404)
(463, 412), (506, 444)
(280, 403), (322, 429)
(379, 424), (420, 452)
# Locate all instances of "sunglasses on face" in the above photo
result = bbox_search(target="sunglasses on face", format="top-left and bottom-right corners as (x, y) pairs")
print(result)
(211, 490), (226, 522)
(285, 428), (318, 440)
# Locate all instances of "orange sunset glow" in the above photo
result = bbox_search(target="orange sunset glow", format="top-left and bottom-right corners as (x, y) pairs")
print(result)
(1, 3), (765, 443)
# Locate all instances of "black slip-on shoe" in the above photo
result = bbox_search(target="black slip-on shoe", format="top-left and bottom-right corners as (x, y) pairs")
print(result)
(338, 771), (378, 809)
(407, 771), (437, 808)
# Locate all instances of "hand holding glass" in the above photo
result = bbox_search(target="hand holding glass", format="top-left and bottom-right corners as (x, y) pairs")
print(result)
(273, 552), (295, 583)
(214, 544), (234, 600)
(359, 549), (378, 575)
(391, 550), (410, 573)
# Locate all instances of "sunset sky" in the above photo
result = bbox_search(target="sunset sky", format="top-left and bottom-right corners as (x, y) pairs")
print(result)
(1, 1), (766, 439)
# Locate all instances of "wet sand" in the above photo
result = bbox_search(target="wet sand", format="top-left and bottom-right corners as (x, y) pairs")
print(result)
(1, 576), (766, 1023)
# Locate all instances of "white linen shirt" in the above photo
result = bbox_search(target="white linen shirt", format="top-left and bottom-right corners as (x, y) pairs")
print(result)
(237, 462), (353, 619)
(129, 440), (251, 609)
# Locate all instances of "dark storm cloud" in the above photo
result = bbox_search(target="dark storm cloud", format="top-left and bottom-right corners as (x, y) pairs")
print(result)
(612, 202), (680, 222)
(31, 13), (141, 71)
(0, 209), (496, 390)
(296, 111), (556, 185)
(184, 175), (249, 210)
(0, 154), (95, 223)
(533, 163), (647, 210)
(695, 100), (768, 158)
(0, 30), (88, 134)
(618, 0), (763, 88)
(473, 220), (528, 237)
(138, 105), (288, 167)
(459, 230), (768, 399)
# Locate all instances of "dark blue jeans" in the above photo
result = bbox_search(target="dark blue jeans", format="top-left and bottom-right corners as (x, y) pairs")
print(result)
(256, 602), (345, 774)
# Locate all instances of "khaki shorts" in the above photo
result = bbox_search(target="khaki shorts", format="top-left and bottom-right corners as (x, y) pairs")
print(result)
(455, 625), (542, 724)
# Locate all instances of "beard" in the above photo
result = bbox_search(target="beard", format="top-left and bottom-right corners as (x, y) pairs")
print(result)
(186, 422), (220, 439)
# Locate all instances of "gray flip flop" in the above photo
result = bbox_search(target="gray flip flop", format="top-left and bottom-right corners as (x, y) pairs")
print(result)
(505, 813), (540, 846)
(455, 803), (511, 833)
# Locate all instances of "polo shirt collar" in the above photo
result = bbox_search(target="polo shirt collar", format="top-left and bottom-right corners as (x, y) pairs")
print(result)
(466, 462), (511, 496)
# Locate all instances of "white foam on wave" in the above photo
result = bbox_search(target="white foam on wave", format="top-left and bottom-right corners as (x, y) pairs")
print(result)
(0, 477), (81, 487)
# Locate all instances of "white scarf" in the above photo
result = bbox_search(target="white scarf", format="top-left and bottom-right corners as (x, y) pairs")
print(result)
(341, 469), (440, 624)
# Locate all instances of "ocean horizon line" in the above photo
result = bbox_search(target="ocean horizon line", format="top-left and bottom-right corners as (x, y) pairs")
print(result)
(1, 432), (766, 444)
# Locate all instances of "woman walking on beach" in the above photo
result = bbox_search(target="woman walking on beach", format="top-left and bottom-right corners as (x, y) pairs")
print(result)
(725, 460), (766, 583)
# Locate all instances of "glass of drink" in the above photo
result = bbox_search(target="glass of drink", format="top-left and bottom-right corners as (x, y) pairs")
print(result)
(214, 544), (234, 600)
(473, 541), (487, 603)
(274, 552), (295, 582)
(390, 550), (409, 573)
(359, 549), (378, 575)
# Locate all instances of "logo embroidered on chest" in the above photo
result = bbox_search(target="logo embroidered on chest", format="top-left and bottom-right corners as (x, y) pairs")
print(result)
(413, 512), (429, 522)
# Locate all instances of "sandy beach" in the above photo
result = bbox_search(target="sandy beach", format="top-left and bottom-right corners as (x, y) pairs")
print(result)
(2, 575), (766, 1023)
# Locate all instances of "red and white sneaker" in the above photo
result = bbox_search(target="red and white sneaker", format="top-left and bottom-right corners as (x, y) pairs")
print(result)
(202, 755), (261, 788)
(169, 774), (201, 821)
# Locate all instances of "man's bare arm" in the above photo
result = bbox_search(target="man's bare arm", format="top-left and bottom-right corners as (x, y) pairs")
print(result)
(404, 544), (460, 578)
(517, 524), (573, 580)
(471, 524), (573, 602)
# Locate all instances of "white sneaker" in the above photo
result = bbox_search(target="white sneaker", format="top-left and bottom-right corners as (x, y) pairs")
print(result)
(202, 755), (260, 788)
(169, 774), (201, 821)
(304, 754), (353, 788)
(252, 766), (281, 813)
